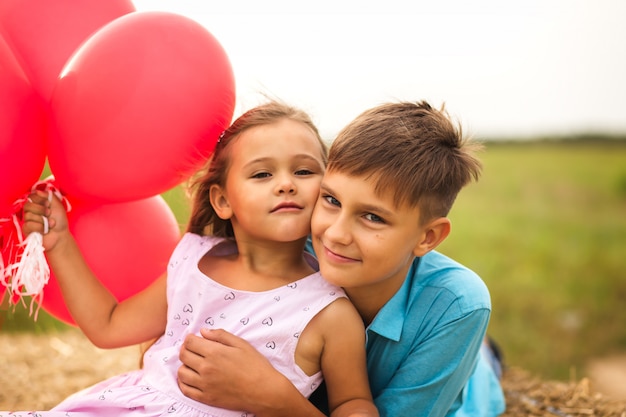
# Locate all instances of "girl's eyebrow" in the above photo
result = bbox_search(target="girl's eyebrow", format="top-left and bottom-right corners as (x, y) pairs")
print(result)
(291, 154), (325, 167)
(242, 157), (272, 168)
(243, 154), (324, 169)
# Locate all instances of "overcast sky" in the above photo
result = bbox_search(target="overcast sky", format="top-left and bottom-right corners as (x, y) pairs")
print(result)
(133, 0), (626, 140)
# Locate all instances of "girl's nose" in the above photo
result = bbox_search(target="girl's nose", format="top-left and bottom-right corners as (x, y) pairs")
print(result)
(276, 176), (296, 194)
(279, 185), (295, 194)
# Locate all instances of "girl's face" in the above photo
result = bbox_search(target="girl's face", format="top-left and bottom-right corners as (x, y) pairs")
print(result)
(212, 118), (326, 243)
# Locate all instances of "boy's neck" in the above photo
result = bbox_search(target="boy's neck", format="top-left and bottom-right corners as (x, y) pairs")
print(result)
(343, 273), (407, 325)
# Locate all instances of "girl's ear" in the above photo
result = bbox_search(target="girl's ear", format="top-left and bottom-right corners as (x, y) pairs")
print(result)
(412, 217), (451, 257)
(209, 184), (233, 220)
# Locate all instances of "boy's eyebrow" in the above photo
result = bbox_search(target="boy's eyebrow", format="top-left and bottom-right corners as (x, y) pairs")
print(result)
(319, 182), (336, 194)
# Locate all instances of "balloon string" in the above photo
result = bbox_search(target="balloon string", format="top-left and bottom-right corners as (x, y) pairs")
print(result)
(0, 178), (70, 320)
(11, 232), (48, 320)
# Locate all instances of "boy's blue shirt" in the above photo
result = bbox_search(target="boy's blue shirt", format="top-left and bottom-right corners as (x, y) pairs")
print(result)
(366, 250), (505, 417)
(305, 240), (505, 416)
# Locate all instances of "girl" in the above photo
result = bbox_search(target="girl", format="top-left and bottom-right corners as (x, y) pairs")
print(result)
(19, 101), (378, 417)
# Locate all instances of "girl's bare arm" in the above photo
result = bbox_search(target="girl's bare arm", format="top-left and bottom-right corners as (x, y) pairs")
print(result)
(22, 191), (168, 348)
(312, 298), (379, 417)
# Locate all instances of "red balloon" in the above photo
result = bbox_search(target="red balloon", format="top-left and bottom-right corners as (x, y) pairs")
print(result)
(0, 35), (46, 219)
(48, 11), (236, 205)
(41, 196), (181, 325)
(0, 0), (135, 101)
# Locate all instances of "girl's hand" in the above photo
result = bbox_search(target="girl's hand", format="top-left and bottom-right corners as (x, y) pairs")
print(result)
(22, 190), (70, 253)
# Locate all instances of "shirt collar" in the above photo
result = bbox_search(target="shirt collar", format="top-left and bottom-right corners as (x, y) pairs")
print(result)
(367, 257), (420, 342)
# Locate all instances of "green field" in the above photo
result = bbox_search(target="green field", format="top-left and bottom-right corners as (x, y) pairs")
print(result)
(438, 140), (626, 379)
(2, 140), (625, 381)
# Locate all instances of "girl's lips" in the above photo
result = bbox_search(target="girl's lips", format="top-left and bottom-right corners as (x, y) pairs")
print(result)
(271, 201), (303, 212)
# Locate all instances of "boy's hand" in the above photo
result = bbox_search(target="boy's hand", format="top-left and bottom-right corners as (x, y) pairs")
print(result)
(22, 190), (70, 252)
(178, 328), (305, 415)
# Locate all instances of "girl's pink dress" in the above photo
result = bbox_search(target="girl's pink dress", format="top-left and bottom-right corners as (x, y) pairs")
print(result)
(16, 233), (346, 417)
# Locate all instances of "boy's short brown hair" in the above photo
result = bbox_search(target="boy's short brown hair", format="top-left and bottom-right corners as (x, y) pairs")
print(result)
(327, 100), (482, 224)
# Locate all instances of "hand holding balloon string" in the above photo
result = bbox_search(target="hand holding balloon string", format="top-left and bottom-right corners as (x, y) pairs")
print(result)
(0, 8), (234, 324)
(0, 179), (71, 318)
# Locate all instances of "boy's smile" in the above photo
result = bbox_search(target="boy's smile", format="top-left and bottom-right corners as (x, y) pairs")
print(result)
(311, 170), (426, 319)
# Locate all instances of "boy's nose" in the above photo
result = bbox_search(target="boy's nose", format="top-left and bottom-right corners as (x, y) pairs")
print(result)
(323, 215), (352, 245)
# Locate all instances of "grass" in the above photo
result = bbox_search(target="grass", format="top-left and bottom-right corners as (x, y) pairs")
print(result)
(438, 140), (626, 379)
(2, 140), (625, 381)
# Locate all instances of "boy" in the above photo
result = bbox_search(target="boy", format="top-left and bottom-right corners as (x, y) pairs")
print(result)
(177, 100), (506, 416)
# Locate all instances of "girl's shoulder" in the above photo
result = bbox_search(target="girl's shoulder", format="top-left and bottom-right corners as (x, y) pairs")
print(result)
(169, 233), (230, 265)
(178, 232), (226, 248)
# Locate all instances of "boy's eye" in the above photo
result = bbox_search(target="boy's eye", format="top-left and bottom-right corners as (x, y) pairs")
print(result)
(364, 213), (385, 224)
(322, 194), (340, 207)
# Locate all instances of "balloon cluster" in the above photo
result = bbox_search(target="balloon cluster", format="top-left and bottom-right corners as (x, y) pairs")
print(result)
(0, 0), (236, 324)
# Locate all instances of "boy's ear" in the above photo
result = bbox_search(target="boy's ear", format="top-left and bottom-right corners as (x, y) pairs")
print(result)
(209, 184), (233, 220)
(413, 217), (451, 257)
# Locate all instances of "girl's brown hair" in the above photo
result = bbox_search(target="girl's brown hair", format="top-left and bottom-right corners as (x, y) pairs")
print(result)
(185, 100), (327, 237)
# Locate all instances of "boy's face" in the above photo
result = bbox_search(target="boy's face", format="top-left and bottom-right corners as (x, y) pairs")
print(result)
(311, 170), (426, 299)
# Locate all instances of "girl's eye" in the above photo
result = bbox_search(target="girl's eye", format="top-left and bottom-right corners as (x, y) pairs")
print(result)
(364, 213), (385, 224)
(295, 169), (314, 176)
(252, 172), (271, 179)
(322, 194), (340, 207)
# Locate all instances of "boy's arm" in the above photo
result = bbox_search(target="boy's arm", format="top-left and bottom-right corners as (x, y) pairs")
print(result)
(374, 309), (490, 416)
(22, 191), (168, 348)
